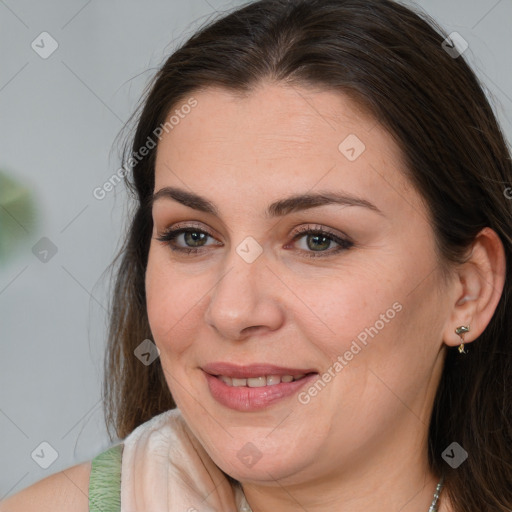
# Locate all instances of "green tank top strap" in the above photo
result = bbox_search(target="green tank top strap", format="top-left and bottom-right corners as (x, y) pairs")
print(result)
(88, 442), (123, 512)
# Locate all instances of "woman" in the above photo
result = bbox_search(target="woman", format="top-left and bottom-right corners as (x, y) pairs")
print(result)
(2, 0), (510, 510)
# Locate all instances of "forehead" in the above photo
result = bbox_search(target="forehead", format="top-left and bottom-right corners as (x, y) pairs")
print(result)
(153, 82), (422, 220)
(157, 83), (378, 161)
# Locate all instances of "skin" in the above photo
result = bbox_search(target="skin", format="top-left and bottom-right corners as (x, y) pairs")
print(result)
(145, 81), (505, 512)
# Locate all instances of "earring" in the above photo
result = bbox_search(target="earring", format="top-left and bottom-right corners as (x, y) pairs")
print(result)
(455, 325), (470, 354)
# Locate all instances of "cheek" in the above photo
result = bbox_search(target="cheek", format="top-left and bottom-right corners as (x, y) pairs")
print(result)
(292, 262), (399, 359)
(299, 247), (441, 399)
(145, 249), (198, 355)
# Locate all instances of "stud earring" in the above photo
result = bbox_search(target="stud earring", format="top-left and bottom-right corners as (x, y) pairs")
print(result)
(455, 325), (470, 354)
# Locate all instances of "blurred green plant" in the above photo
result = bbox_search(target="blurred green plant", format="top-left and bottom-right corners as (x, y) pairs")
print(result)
(0, 169), (39, 265)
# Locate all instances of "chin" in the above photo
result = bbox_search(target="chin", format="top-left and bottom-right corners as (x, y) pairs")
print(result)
(202, 438), (317, 485)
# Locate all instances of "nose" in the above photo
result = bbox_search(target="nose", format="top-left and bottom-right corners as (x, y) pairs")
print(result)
(203, 245), (285, 341)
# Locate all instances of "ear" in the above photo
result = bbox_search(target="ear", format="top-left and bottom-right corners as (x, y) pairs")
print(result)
(442, 227), (506, 348)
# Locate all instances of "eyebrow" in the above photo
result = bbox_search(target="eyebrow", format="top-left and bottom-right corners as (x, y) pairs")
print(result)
(150, 186), (384, 218)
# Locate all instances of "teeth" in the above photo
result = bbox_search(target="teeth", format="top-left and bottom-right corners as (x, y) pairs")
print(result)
(218, 374), (307, 387)
(219, 376), (233, 386)
(247, 377), (266, 387)
(266, 375), (281, 386)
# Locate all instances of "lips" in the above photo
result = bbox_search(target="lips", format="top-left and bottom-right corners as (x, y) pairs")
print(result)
(218, 374), (307, 387)
(201, 362), (319, 411)
(201, 362), (318, 379)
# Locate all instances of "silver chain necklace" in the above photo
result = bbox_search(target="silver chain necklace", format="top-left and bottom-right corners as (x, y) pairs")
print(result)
(428, 474), (445, 512)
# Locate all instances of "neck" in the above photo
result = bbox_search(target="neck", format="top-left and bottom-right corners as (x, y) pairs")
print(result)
(239, 435), (446, 512)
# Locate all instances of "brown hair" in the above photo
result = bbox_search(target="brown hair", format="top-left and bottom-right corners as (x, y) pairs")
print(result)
(103, 0), (512, 509)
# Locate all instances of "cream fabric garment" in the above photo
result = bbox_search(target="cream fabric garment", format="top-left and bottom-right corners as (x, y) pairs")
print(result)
(120, 408), (252, 512)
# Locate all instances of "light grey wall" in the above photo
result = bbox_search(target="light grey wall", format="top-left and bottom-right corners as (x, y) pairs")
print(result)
(1, 0), (510, 500)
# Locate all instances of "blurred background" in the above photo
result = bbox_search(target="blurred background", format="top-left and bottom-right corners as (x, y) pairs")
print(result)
(0, 0), (511, 499)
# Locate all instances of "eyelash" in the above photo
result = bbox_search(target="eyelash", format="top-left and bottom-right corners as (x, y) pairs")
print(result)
(155, 223), (354, 259)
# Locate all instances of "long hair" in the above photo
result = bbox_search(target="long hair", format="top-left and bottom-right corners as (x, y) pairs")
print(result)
(103, 1), (512, 509)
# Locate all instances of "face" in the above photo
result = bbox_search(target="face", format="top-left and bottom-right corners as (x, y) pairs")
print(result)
(145, 82), (452, 486)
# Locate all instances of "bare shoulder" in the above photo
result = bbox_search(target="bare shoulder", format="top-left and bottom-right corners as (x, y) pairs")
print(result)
(0, 459), (92, 512)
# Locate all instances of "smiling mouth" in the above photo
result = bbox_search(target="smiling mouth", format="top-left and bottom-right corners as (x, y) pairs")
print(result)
(203, 368), (320, 411)
(214, 373), (315, 387)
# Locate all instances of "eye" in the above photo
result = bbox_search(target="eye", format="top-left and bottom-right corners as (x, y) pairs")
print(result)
(287, 224), (354, 258)
(155, 223), (354, 258)
(155, 223), (221, 255)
